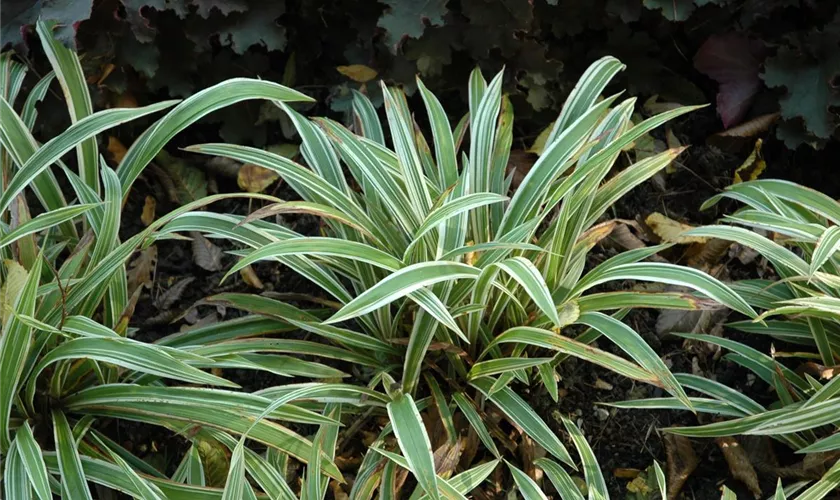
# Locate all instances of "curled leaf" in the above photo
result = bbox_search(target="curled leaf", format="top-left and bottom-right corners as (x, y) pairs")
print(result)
(716, 436), (761, 498)
(733, 139), (766, 184)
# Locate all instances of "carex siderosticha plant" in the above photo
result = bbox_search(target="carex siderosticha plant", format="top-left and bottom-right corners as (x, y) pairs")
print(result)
(616, 181), (840, 497)
(158, 53), (762, 496)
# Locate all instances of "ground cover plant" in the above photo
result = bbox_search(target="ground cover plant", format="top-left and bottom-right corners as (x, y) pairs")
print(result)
(616, 180), (840, 497)
(0, 22), (752, 497)
(155, 52), (765, 496)
(2, 18), (840, 500)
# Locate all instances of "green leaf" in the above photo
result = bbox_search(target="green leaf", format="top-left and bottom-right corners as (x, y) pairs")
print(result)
(14, 422), (52, 500)
(20, 71), (55, 130)
(378, 0), (447, 51)
(486, 326), (659, 385)
(118, 79), (313, 196)
(53, 410), (93, 500)
(221, 443), (247, 500)
(574, 262), (757, 319)
(535, 458), (584, 500)
(226, 237), (402, 280)
(507, 461), (548, 500)
(172, 445), (205, 486)
(27, 336), (236, 403)
(0, 204), (96, 251)
(0, 256), (41, 452)
(326, 262), (480, 325)
(387, 393), (440, 499)
(577, 312), (692, 410)
(0, 99), (177, 215)
(4, 440), (33, 500)
(468, 357), (553, 380)
(451, 393), (501, 458)
(107, 447), (167, 500)
(810, 225), (840, 275)
(37, 20), (98, 193)
(763, 44), (840, 139)
(642, 0), (696, 21)
(471, 378), (573, 465)
(562, 417), (607, 499)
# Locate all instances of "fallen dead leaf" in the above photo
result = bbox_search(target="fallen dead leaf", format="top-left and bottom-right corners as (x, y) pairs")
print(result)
(664, 434), (698, 500)
(336, 64), (378, 83)
(191, 232), (224, 272)
(614, 468), (641, 479)
(239, 265), (264, 289)
(716, 113), (780, 138)
(434, 439), (464, 479)
(107, 136), (128, 166)
(141, 196), (156, 226)
(733, 139), (766, 184)
(155, 277), (195, 311)
(127, 246), (157, 297)
(96, 63), (115, 86)
(716, 436), (761, 498)
(237, 163), (280, 193)
(645, 213), (708, 245)
(113, 92), (138, 109)
(594, 378), (614, 391)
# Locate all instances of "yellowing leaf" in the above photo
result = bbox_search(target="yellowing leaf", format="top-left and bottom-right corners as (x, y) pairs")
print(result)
(239, 265), (264, 289)
(527, 121), (555, 155)
(336, 64), (378, 83)
(645, 213), (708, 244)
(141, 196), (156, 226)
(237, 164), (280, 193)
(107, 136), (128, 166)
(733, 139), (766, 184)
(0, 260), (28, 325)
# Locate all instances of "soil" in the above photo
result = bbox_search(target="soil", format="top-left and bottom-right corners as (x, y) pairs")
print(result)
(100, 100), (840, 499)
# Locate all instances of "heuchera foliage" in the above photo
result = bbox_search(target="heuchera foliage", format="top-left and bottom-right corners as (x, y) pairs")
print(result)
(2, 0), (839, 148)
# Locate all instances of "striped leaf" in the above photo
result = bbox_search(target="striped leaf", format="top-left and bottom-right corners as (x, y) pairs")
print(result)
(53, 410), (93, 500)
(387, 393), (440, 500)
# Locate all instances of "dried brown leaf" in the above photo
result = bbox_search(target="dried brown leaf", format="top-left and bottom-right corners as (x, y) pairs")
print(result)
(434, 439), (463, 479)
(716, 113), (780, 138)
(665, 434), (698, 500)
(155, 277), (195, 311)
(614, 468), (641, 479)
(716, 436), (761, 498)
(239, 265), (264, 289)
(107, 136), (128, 166)
(191, 232), (224, 272)
(140, 196), (156, 226)
(646, 213), (708, 244)
(127, 246), (157, 297)
(237, 163), (280, 193)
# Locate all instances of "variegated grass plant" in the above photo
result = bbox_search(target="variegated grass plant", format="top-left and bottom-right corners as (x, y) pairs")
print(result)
(615, 180), (840, 497)
(0, 22), (365, 499)
(159, 56), (760, 497)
